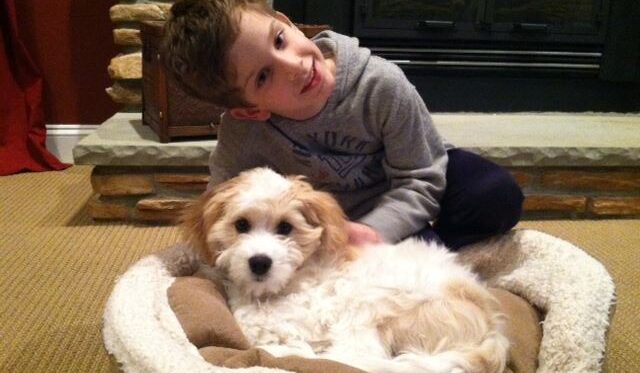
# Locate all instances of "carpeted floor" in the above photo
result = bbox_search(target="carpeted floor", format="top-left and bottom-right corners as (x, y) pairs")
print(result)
(0, 166), (638, 372)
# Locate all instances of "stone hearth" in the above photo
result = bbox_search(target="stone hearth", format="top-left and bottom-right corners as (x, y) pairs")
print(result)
(73, 112), (640, 223)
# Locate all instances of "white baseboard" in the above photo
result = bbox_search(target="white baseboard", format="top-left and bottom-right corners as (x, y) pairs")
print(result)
(46, 124), (99, 164)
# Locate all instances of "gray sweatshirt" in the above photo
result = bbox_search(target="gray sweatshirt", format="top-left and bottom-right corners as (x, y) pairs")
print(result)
(209, 31), (449, 243)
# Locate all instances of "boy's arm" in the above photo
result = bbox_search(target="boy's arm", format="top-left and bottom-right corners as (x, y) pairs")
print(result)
(347, 221), (383, 246)
(208, 115), (264, 188)
(357, 80), (448, 243)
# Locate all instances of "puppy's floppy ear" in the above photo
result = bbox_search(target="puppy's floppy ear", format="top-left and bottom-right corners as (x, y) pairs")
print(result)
(180, 178), (239, 265)
(180, 189), (218, 265)
(291, 177), (349, 253)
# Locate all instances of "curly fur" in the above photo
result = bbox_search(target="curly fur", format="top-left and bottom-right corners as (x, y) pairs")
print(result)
(181, 167), (508, 373)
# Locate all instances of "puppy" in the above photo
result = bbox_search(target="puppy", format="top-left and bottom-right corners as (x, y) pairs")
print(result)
(182, 168), (508, 373)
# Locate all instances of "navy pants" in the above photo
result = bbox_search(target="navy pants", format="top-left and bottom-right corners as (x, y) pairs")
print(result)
(415, 149), (524, 250)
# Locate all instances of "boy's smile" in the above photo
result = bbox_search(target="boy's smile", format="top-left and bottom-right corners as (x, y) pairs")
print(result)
(228, 10), (336, 121)
(300, 59), (319, 94)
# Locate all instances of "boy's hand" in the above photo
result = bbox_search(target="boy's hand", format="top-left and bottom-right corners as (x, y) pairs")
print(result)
(347, 222), (383, 246)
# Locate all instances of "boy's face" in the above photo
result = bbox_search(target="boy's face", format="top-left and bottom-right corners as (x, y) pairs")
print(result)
(227, 9), (336, 121)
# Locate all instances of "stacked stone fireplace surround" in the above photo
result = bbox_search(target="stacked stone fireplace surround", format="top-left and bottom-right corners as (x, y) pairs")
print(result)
(89, 1), (640, 223)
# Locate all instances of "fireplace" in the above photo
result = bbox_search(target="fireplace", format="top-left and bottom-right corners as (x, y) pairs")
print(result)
(355, 0), (606, 43)
(275, 0), (640, 112)
(355, 0), (605, 67)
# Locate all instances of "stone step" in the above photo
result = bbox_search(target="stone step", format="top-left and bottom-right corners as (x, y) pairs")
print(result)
(74, 112), (640, 168)
(75, 112), (640, 222)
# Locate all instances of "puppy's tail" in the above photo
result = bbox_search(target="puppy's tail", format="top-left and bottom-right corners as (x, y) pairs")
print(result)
(459, 331), (510, 373)
(392, 333), (509, 373)
(379, 277), (510, 373)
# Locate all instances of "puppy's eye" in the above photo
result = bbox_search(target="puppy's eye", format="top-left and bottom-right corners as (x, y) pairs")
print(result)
(276, 221), (293, 236)
(234, 218), (251, 233)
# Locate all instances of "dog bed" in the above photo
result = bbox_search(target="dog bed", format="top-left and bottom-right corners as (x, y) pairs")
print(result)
(103, 229), (615, 373)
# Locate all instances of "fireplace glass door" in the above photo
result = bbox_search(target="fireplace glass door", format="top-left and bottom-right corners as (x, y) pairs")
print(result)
(369, 0), (480, 26)
(356, 0), (607, 44)
(491, 0), (602, 34)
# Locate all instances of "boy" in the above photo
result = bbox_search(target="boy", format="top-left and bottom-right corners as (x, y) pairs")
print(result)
(162, 0), (524, 249)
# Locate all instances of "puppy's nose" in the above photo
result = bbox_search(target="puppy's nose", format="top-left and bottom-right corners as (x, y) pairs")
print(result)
(248, 255), (272, 276)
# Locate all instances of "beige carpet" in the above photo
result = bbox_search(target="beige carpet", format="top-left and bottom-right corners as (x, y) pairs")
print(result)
(0, 166), (637, 372)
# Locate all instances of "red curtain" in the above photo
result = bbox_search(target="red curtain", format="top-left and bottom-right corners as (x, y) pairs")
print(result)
(0, 0), (69, 176)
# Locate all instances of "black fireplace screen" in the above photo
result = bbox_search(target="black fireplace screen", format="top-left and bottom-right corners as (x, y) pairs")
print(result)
(371, 0), (478, 22)
(493, 0), (594, 24)
(358, 0), (606, 43)
(371, 0), (595, 24)
(353, 0), (608, 73)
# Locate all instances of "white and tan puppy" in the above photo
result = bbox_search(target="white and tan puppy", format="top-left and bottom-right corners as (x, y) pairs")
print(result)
(182, 167), (508, 373)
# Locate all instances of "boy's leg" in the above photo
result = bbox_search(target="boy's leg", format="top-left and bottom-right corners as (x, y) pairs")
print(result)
(434, 149), (524, 250)
(414, 225), (444, 245)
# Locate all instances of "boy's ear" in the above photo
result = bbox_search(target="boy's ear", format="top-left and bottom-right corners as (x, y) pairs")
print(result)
(229, 107), (271, 121)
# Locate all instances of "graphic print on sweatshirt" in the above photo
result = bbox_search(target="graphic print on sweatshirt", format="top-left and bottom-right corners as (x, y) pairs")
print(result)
(286, 129), (386, 192)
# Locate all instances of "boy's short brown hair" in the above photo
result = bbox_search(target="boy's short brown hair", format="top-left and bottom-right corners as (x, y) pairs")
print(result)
(162, 0), (272, 108)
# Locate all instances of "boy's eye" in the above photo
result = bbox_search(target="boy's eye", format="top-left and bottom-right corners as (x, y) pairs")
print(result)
(275, 31), (285, 49)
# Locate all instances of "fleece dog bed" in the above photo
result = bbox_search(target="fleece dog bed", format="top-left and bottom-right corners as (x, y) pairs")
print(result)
(103, 229), (615, 373)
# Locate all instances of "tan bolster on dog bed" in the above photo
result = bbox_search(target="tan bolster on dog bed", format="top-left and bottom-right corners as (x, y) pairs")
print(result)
(167, 275), (542, 373)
